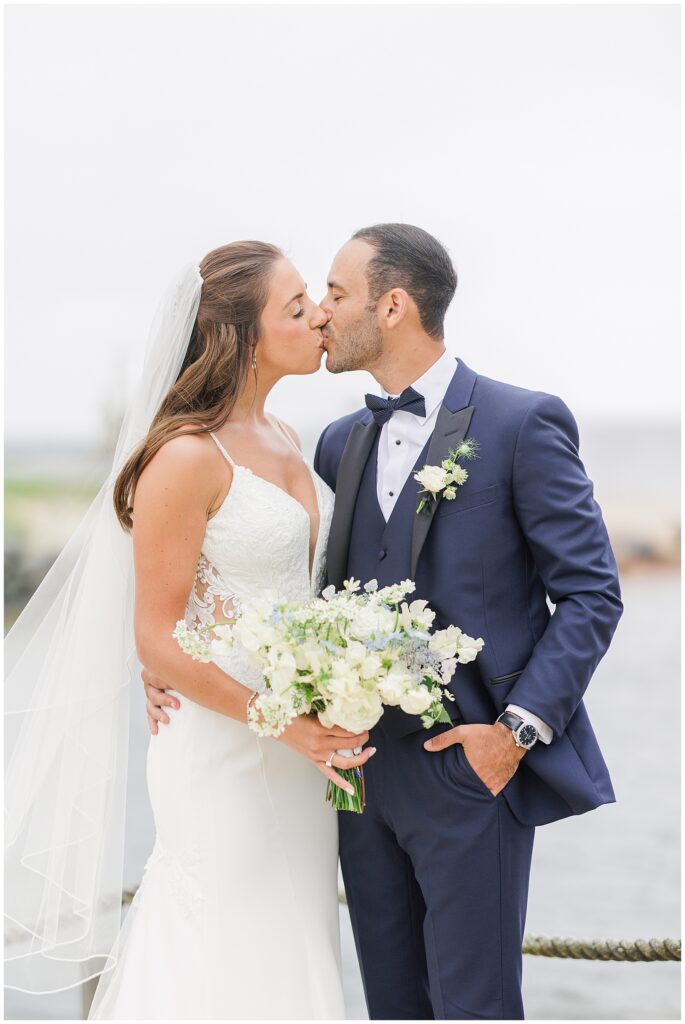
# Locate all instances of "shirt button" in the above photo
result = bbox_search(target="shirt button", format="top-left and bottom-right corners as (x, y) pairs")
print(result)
(378, 549), (387, 560)
(389, 491), (394, 497)
(395, 439), (401, 445)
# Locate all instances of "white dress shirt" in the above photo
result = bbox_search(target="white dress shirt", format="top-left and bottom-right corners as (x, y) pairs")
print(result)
(374, 349), (552, 744)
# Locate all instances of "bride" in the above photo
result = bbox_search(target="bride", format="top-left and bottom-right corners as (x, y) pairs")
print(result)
(5, 241), (374, 1019)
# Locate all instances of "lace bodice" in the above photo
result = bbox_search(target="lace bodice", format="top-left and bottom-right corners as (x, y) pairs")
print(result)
(184, 430), (334, 690)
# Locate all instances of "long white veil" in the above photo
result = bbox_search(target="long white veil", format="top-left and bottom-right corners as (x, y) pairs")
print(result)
(5, 264), (203, 994)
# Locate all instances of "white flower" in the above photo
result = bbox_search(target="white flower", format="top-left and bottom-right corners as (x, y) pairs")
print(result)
(248, 691), (297, 737)
(345, 640), (368, 662)
(265, 643), (297, 686)
(414, 464), (449, 495)
(327, 692), (384, 732)
(348, 604), (396, 643)
(231, 618), (264, 651)
(456, 632), (485, 663)
(429, 624), (463, 659)
(322, 584), (336, 601)
(364, 579), (379, 593)
(399, 685), (434, 715)
(450, 465), (469, 487)
(232, 619), (271, 652)
(343, 578), (361, 592)
(414, 437), (479, 514)
(440, 657), (457, 684)
(359, 652), (383, 681)
(398, 599), (436, 631)
(378, 667), (414, 706)
(267, 666), (296, 694)
(317, 706), (334, 729)
(173, 621), (212, 662)
(375, 580), (416, 605)
(294, 641), (330, 675)
(327, 659), (362, 698)
(212, 623), (235, 644)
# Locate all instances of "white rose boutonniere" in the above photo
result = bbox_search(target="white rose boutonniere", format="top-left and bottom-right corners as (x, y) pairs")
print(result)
(414, 437), (480, 514)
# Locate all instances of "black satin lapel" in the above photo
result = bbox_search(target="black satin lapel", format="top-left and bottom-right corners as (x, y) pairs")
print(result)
(326, 420), (379, 587)
(410, 405), (475, 578)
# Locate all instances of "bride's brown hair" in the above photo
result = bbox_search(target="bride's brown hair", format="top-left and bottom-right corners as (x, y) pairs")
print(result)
(113, 240), (283, 530)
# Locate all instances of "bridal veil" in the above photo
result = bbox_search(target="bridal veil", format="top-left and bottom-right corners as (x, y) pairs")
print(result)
(5, 265), (203, 993)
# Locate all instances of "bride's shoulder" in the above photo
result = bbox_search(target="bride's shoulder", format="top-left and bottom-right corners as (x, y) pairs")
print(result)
(150, 429), (222, 469)
(136, 429), (227, 505)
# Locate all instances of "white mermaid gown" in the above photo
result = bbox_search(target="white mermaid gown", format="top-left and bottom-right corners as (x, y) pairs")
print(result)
(89, 430), (344, 1019)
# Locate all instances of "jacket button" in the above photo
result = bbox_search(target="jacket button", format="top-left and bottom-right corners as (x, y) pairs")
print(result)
(378, 549), (387, 560)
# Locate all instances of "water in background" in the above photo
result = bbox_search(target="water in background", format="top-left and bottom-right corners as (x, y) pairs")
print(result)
(4, 421), (680, 1019)
(4, 419), (680, 582)
(5, 573), (680, 1020)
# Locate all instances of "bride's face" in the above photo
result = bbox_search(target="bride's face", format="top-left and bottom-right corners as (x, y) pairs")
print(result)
(258, 258), (328, 376)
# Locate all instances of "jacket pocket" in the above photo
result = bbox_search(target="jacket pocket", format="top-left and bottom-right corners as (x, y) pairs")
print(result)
(437, 483), (498, 518)
(490, 670), (524, 685)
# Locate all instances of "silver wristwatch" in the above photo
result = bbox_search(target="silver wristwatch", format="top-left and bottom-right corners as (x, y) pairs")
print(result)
(496, 711), (539, 749)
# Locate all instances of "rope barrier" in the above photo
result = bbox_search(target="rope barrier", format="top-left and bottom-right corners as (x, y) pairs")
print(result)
(522, 934), (681, 962)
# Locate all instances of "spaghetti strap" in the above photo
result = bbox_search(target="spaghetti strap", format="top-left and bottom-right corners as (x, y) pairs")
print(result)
(208, 431), (235, 468)
(270, 415), (304, 460)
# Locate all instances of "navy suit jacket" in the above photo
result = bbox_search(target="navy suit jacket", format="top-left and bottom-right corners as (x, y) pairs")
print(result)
(314, 359), (623, 826)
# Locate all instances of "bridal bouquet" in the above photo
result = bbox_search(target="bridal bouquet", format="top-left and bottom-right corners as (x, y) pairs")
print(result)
(174, 578), (483, 812)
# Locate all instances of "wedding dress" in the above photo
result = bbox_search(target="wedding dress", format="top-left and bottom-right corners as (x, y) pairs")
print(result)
(88, 427), (344, 1019)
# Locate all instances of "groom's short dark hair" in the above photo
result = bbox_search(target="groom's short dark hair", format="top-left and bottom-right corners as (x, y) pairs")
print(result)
(351, 223), (457, 339)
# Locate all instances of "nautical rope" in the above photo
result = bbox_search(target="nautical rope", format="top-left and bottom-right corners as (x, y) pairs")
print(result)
(521, 934), (681, 962)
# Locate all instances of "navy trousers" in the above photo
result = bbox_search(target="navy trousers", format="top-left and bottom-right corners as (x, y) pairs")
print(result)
(339, 723), (535, 1020)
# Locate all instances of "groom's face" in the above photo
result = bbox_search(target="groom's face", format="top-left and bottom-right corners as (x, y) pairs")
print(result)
(320, 240), (384, 373)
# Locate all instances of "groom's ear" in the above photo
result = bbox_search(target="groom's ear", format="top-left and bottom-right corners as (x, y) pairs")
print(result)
(380, 288), (411, 331)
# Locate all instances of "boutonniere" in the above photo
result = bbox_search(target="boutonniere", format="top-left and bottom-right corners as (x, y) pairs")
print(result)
(414, 438), (480, 514)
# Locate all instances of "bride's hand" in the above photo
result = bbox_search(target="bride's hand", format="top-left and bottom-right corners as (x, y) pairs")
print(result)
(278, 714), (376, 795)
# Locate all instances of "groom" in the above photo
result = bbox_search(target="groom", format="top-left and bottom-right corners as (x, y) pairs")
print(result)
(313, 223), (623, 1020)
(145, 223), (623, 1019)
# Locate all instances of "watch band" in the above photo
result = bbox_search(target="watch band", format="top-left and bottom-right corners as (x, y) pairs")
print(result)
(497, 711), (525, 732)
(496, 711), (539, 749)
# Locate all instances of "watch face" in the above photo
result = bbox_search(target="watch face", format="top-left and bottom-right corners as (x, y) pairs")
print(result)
(517, 723), (537, 748)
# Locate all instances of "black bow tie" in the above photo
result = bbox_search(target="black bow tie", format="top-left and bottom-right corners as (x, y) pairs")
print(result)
(364, 386), (427, 427)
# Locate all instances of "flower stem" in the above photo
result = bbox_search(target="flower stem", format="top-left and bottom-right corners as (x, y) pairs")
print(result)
(326, 767), (365, 813)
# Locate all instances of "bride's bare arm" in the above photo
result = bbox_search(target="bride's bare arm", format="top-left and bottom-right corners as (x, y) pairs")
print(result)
(132, 434), (254, 722)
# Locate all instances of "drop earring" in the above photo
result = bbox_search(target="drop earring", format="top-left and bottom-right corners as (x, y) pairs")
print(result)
(251, 352), (257, 370)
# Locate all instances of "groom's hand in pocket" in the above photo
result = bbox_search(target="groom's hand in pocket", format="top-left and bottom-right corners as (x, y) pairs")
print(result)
(424, 723), (525, 796)
(142, 668), (180, 735)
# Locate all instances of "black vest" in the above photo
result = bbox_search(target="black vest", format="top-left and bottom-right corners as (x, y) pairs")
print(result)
(347, 432), (430, 588)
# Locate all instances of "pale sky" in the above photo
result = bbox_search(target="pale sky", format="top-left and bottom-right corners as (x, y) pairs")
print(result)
(5, 4), (680, 448)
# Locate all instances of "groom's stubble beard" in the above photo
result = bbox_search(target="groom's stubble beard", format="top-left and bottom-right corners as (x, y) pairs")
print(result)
(324, 307), (384, 374)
